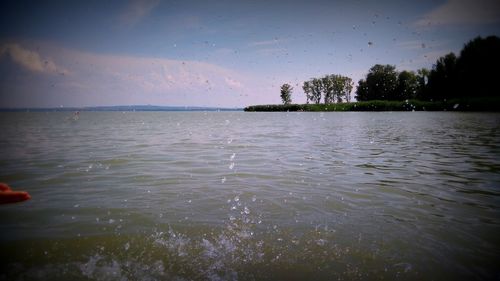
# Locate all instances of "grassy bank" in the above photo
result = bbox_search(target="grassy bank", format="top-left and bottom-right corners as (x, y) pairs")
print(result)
(244, 98), (500, 112)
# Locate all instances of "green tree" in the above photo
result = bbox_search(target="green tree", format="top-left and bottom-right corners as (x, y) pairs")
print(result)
(355, 79), (369, 101)
(355, 64), (398, 100)
(302, 81), (313, 104)
(310, 78), (323, 104)
(395, 71), (419, 100)
(424, 36), (500, 100)
(337, 76), (353, 102)
(326, 74), (353, 103)
(322, 76), (335, 104)
(427, 53), (457, 100)
(343, 76), (354, 102)
(416, 68), (429, 100)
(280, 83), (293, 105)
(455, 36), (500, 98)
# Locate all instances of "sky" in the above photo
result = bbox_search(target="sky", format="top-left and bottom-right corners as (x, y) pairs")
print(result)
(0, 0), (499, 108)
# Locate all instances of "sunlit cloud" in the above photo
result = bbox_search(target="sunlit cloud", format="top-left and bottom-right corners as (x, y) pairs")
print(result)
(224, 77), (243, 89)
(0, 43), (68, 75)
(396, 40), (449, 51)
(64, 49), (249, 95)
(396, 49), (460, 72)
(415, 0), (500, 27)
(119, 0), (160, 26)
(396, 40), (429, 50)
(249, 38), (283, 47)
(0, 41), (252, 107)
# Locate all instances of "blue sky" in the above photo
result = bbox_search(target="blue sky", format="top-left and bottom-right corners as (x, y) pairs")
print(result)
(0, 0), (499, 107)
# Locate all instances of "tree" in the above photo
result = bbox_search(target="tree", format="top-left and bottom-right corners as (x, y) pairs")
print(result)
(426, 53), (457, 100)
(355, 79), (369, 101)
(305, 75), (353, 104)
(355, 64), (398, 100)
(336, 75), (353, 102)
(455, 36), (500, 98)
(343, 76), (354, 102)
(302, 81), (313, 104)
(322, 76), (335, 104)
(325, 74), (353, 103)
(415, 68), (429, 100)
(280, 83), (293, 105)
(422, 36), (500, 100)
(310, 78), (323, 104)
(395, 71), (419, 101)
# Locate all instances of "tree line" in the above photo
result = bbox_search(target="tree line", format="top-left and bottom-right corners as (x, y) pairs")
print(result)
(280, 36), (500, 104)
(280, 74), (353, 105)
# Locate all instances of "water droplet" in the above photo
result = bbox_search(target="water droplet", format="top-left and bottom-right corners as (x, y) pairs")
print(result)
(109, 219), (115, 224)
(230, 153), (236, 160)
(252, 195), (257, 202)
(234, 195), (240, 202)
(124, 242), (130, 251)
(316, 239), (326, 246)
(221, 177), (226, 183)
(453, 103), (459, 109)
(73, 204), (79, 208)
(243, 206), (250, 215)
(229, 162), (235, 169)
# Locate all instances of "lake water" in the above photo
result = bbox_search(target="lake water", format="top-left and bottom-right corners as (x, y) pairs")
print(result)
(0, 111), (499, 281)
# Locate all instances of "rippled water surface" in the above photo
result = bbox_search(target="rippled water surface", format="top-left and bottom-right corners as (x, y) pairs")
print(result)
(1, 111), (499, 280)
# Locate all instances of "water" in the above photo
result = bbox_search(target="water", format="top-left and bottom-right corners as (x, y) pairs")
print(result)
(0, 111), (499, 280)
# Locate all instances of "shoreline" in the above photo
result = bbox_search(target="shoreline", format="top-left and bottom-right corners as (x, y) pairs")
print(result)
(244, 98), (500, 112)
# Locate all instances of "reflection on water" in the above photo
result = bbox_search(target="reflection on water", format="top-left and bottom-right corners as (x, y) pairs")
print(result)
(0, 112), (499, 280)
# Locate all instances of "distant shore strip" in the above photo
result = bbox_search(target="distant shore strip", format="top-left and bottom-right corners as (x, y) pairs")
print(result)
(244, 98), (500, 112)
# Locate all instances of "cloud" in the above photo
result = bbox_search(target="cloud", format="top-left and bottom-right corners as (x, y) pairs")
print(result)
(415, 0), (500, 27)
(396, 40), (449, 51)
(0, 43), (68, 75)
(250, 39), (280, 47)
(249, 38), (286, 47)
(0, 41), (252, 107)
(69, 52), (248, 96)
(224, 77), (243, 89)
(119, 0), (160, 26)
(396, 40), (429, 50)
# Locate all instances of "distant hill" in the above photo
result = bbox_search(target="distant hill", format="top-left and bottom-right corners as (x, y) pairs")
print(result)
(0, 105), (243, 112)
